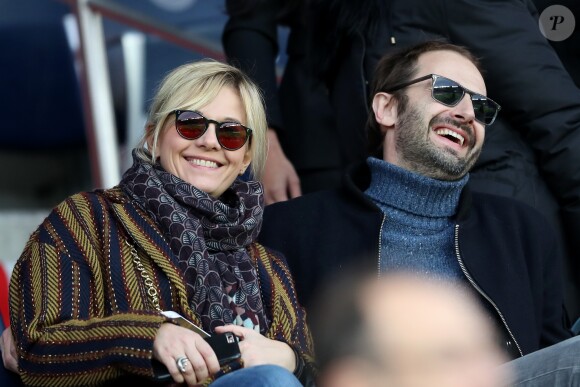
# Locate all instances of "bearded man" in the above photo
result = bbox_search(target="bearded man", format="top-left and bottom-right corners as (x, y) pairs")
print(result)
(259, 41), (572, 359)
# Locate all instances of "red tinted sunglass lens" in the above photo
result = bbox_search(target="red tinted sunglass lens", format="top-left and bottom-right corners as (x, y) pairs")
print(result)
(217, 124), (247, 150)
(176, 112), (206, 139)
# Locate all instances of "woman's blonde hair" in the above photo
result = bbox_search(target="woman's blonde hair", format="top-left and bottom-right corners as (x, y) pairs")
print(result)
(134, 59), (268, 179)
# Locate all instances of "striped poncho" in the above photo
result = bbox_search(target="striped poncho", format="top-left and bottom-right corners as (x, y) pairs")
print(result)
(9, 187), (314, 386)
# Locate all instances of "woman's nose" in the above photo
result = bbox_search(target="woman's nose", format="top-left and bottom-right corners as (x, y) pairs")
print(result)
(194, 123), (221, 150)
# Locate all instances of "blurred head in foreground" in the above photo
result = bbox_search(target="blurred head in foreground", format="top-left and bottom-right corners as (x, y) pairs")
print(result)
(311, 269), (511, 387)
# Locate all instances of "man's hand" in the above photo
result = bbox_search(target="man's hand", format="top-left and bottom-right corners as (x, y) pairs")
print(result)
(1, 327), (18, 372)
(263, 129), (301, 205)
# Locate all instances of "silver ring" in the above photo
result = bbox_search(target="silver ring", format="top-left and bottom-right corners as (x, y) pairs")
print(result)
(176, 356), (189, 373)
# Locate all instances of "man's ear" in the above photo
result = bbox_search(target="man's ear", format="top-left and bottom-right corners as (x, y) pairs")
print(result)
(372, 92), (398, 130)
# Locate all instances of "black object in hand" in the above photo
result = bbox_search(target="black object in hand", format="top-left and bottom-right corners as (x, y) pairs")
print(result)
(152, 332), (241, 381)
(205, 332), (241, 366)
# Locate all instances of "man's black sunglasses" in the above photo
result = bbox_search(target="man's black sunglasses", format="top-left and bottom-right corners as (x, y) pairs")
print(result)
(174, 110), (252, 151)
(385, 74), (501, 125)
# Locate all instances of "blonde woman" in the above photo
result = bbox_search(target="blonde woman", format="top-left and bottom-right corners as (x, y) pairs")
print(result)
(5, 60), (314, 386)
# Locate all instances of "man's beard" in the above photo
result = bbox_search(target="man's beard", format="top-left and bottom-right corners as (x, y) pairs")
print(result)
(394, 104), (481, 181)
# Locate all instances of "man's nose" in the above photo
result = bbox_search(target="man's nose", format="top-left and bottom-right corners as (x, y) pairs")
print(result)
(451, 95), (476, 123)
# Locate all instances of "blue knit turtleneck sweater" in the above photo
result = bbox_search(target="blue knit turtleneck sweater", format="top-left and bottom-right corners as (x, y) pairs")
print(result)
(364, 157), (468, 279)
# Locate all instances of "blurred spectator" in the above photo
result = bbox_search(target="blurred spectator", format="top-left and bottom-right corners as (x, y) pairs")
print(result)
(311, 270), (510, 387)
(223, 0), (580, 319)
(311, 269), (580, 387)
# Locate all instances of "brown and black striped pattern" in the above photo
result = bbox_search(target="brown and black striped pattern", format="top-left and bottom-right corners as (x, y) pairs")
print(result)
(9, 187), (314, 386)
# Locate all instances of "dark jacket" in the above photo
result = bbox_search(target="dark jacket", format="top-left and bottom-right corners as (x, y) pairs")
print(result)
(258, 161), (573, 359)
(532, 0), (580, 87)
(224, 0), (580, 316)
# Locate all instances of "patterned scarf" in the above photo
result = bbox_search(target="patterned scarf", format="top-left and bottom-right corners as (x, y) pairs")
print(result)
(120, 153), (268, 334)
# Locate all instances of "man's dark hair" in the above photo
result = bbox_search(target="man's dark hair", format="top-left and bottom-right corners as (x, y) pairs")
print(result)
(366, 40), (482, 158)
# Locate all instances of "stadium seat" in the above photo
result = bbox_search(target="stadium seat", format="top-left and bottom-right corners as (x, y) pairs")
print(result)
(0, 0), (86, 150)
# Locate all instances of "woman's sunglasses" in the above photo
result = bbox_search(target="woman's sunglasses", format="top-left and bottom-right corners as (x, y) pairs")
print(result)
(385, 74), (501, 125)
(174, 110), (252, 151)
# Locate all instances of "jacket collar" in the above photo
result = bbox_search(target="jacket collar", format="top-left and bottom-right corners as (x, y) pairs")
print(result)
(343, 160), (473, 222)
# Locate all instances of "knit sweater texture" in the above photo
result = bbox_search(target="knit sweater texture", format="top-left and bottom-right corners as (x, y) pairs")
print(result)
(364, 157), (467, 279)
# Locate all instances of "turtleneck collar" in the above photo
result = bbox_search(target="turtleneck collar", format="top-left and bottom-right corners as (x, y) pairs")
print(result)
(364, 157), (468, 218)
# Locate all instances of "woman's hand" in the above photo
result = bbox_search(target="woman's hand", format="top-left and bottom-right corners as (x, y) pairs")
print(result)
(0, 327), (18, 372)
(214, 325), (296, 372)
(153, 323), (220, 386)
